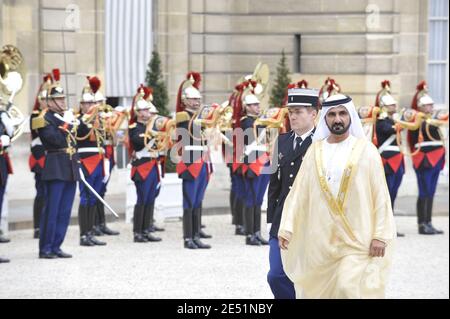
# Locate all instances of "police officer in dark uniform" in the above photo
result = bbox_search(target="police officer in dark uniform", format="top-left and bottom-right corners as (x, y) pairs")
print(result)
(29, 73), (53, 239)
(176, 72), (211, 249)
(409, 81), (446, 235)
(266, 88), (318, 299)
(128, 85), (162, 243)
(374, 81), (405, 237)
(35, 79), (79, 259)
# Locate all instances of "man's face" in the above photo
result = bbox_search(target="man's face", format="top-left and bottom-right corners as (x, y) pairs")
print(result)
(325, 105), (351, 135)
(419, 103), (434, 115)
(246, 103), (261, 116)
(39, 99), (48, 110)
(385, 103), (397, 114)
(184, 98), (201, 111)
(80, 101), (98, 114)
(288, 106), (317, 132)
(137, 109), (152, 123)
(47, 97), (66, 113)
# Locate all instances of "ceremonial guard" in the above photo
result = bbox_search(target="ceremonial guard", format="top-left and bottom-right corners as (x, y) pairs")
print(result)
(29, 72), (53, 239)
(236, 85), (270, 246)
(93, 104), (120, 237)
(76, 76), (108, 247)
(0, 94), (15, 263)
(374, 81), (405, 237)
(229, 81), (247, 236)
(409, 81), (447, 235)
(0, 45), (26, 262)
(176, 72), (212, 249)
(128, 85), (163, 243)
(35, 75), (79, 259)
(266, 88), (318, 298)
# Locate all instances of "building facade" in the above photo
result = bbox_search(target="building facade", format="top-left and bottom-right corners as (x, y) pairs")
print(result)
(0, 0), (448, 201)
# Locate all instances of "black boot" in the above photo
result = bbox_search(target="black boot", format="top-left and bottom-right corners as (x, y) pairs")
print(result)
(143, 205), (161, 242)
(183, 208), (197, 249)
(33, 197), (45, 239)
(234, 199), (245, 235)
(0, 256), (10, 263)
(92, 204), (104, 237)
(147, 204), (165, 232)
(417, 198), (434, 235)
(87, 205), (106, 246)
(133, 204), (148, 243)
(97, 202), (120, 236)
(198, 205), (212, 239)
(193, 208), (211, 249)
(230, 190), (236, 225)
(244, 206), (260, 246)
(253, 206), (268, 245)
(425, 197), (444, 234)
(79, 205), (95, 246)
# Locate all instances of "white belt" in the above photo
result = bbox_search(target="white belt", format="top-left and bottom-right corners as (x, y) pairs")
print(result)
(104, 141), (113, 146)
(244, 145), (267, 155)
(184, 145), (208, 151)
(135, 148), (159, 159)
(31, 137), (42, 147)
(78, 147), (103, 154)
(380, 145), (401, 153)
(415, 141), (444, 148)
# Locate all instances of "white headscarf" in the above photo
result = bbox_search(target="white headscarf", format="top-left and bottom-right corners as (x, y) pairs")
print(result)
(313, 94), (366, 141)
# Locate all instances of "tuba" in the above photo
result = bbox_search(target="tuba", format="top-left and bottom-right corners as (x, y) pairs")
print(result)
(0, 45), (26, 142)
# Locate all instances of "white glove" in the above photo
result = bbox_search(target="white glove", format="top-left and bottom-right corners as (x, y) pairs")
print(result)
(63, 110), (75, 123)
(115, 106), (125, 113)
(103, 159), (111, 183)
(0, 135), (11, 147)
(266, 223), (272, 233)
(1, 112), (15, 137)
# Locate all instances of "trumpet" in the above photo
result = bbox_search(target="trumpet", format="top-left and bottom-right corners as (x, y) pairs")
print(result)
(0, 45), (26, 142)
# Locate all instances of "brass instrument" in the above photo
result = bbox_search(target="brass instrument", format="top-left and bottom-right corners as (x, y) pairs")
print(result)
(144, 115), (176, 152)
(192, 102), (234, 147)
(253, 107), (289, 157)
(0, 45), (26, 142)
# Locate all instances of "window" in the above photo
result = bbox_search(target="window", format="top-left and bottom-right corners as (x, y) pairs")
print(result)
(294, 34), (302, 73)
(428, 0), (449, 108)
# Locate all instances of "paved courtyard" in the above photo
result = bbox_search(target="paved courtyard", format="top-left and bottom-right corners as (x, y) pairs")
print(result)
(0, 215), (448, 299)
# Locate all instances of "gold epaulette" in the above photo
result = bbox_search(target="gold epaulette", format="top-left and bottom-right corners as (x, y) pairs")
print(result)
(129, 123), (137, 129)
(176, 111), (190, 124)
(31, 116), (47, 130)
(240, 116), (248, 121)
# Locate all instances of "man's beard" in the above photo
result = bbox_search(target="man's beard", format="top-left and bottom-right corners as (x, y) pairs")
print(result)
(327, 120), (351, 135)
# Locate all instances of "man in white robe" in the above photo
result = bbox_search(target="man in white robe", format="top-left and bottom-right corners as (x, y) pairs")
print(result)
(278, 94), (396, 299)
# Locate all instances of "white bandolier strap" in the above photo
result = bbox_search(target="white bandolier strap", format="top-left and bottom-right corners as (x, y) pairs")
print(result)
(244, 144), (268, 156)
(31, 137), (43, 147)
(380, 145), (401, 153)
(184, 145), (208, 151)
(135, 148), (159, 159)
(104, 140), (113, 146)
(415, 141), (444, 148)
(378, 134), (397, 154)
(78, 147), (104, 154)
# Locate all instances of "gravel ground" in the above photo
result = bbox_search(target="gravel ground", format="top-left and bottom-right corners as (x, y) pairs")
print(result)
(0, 215), (448, 299)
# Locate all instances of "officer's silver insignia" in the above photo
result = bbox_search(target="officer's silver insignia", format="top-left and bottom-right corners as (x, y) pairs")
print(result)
(278, 153), (284, 160)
